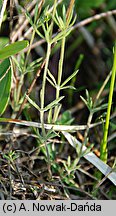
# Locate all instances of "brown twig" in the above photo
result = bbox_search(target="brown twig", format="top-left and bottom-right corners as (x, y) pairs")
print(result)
(72, 9), (116, 30)
(66, 0), (75, 25)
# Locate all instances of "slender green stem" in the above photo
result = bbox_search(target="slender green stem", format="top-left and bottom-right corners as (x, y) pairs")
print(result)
(40, 0), (57, 130)
(15, 30), (36, 111)
(40, 0), (57, 178)
(79, 70), (112, 159)
(41, 44), (51, 109)
(40, 42), (51, 135)
(24, 30), (36, 69)
(95, 71), (112, 105)
(40, 43), (52, 178)
(100, 43), (116, 163)
(57, 37), (66, 98)
(53, 37), (66, 122)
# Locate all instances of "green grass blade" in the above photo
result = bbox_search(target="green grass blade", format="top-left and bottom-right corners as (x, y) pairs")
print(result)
(100, 43), (116, 163)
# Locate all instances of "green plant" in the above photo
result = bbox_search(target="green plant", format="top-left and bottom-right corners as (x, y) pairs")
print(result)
(3, 150), (19, 163)
(53, 0), (76, 122)
(100, 43), (116, 163)
(0, 40), (29, 116)
(80, 89), (108, 154)
(57, 156), (80, 186)
(24, 0), (79, 176)
(0, 41), (29, 60)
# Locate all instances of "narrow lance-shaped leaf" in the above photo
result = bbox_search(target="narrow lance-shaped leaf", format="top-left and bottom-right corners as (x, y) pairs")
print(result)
(60, 85), (76, 90)
(0, 40), (29, 60)
(26, 95), (64, 113)
(0, 58), (12, 115)
(48, 69), (56, 85)
(46, 77), (56, 88)
(26, 95), (41, 112)
(61, 69), (79, 88)
(43, 96), (64, 112)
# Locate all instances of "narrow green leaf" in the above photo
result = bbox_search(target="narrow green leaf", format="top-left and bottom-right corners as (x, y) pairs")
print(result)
(46, 77), (56, 87)
(80, 95), (88, 107)
(60, 85), (76, 90)
(11, 56), (23, 73)
(46, 129), (59, 140)
(53, 104), (62, 123)
(75, 54), (84, 70)
(61, 70), (79, 88)
(26, 95), (64, 113)
(28, 57), (43, 68)
(48, 69), (57, 85)
(0, 58), (12, 115)
(26, 57), (42, 73)
(52, 29), (71, 43)
(26, 95), (41, 112)
(25, 10), (34, 26)
(0, 40), (29, 60)
(62, 5), (66, 24)
(44, 96), (64, 112)
(34, 4), (39, 24)
(93, 103), (108, 113)
(48, 108), (53, 124)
